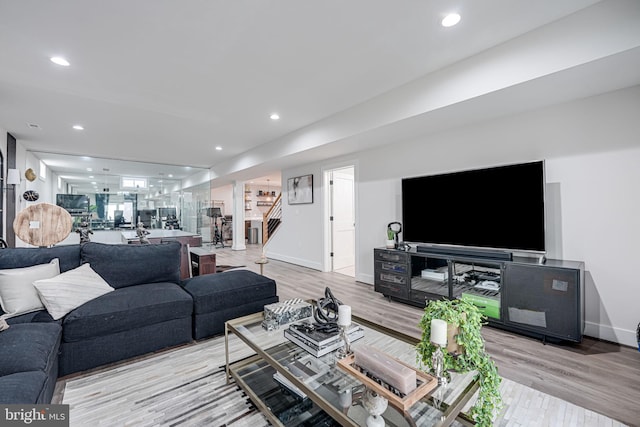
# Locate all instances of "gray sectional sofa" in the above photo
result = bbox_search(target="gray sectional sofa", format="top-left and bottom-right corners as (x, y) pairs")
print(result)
(0, 241), (278, 404)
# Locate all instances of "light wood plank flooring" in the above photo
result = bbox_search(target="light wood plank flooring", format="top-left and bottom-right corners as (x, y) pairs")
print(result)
(215, 244), (640, 427)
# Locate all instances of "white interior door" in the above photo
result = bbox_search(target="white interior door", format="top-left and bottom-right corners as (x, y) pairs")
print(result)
(331, 167), (355, 274)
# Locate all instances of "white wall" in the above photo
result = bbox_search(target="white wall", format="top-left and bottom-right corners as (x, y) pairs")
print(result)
(546, 149), (640, 345)
(211, 184), (233, 216)
(266, 165), (325, 270)
(1, 128), (7, 241)
(268, 85), (640, 346)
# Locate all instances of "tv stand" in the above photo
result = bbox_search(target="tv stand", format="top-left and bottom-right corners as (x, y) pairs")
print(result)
(416, 244), (513, 261)
(373, 247), (585, 343)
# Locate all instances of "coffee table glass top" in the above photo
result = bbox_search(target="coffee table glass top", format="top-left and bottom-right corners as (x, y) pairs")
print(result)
(226, 312), (477, 427)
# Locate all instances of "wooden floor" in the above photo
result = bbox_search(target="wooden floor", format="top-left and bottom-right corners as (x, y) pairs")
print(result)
(216, 244), (640, 427)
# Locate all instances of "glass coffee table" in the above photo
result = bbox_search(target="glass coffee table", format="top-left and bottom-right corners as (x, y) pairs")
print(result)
(225, 311), (479, 427)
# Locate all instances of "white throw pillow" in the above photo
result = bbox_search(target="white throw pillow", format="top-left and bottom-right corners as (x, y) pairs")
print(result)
(33, 263), (114, 320)
(0, 259), (60, 319)
(0, 317), (9, 331)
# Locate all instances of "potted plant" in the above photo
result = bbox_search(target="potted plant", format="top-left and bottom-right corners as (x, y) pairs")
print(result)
(386, 228), (395, 248)
(416, 298), (502, 427)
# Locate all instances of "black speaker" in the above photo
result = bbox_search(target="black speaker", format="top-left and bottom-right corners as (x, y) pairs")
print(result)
(503, 263), (583, 342)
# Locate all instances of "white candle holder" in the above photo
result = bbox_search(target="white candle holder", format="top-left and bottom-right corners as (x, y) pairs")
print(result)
(335, 323), (352, 359)
(336, 305), (352, 359)
(431, 344), (448, 386)
(430, 318), (449, 386)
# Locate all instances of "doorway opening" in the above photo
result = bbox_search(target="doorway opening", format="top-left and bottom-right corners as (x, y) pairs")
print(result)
(326, 166), (355, 277)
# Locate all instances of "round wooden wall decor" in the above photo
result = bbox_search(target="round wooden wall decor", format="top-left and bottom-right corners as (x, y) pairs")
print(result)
(25, 168), (37, 182)
(13, 203), (72, 247)
(23, 190), (39, 201)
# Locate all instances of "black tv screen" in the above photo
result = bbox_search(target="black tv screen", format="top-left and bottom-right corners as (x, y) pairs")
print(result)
(56, 194), (89, 213)
(402, 161), (545, 253)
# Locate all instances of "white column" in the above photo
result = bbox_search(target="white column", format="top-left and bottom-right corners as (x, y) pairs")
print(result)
(231, 180), (246, 251)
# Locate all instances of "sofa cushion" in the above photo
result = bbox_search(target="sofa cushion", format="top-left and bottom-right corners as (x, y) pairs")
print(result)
(0, 259), (60, 319)
(183, 270), (277, 314)
(33, 263), (115, 320)
(6, 310), (57, 325)
(0, 245), (81, 273)
(59, 317), (192, 377)
(81, 242), (181, 288)
(62, 282), (193, 342)
(0, 371), (49, 404)
(0, 323), (62, 376)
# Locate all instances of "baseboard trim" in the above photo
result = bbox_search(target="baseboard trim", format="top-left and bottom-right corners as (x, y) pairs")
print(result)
(584, 320), (637, 348)
(265, 252), (323, 271)
(357, 273), (374, 285)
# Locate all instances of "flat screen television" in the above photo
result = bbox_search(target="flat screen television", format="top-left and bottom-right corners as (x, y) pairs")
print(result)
(401, 161), (545, 253)
(56, 194), (90, 215)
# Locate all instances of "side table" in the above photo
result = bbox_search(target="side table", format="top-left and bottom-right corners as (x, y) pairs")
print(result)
(255, 257), (269, 275)
(190, 247), (217, 276)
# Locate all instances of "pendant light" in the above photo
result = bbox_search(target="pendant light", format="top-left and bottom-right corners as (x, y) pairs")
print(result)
(266, 179), (271, 202)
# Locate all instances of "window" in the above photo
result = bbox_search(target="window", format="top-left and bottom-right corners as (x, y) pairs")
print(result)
(39, 160), (47, 181)
(121, 177), (147, 189)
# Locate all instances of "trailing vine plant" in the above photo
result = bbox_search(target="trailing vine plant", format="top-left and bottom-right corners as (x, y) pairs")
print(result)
(416, 298), (502, 426)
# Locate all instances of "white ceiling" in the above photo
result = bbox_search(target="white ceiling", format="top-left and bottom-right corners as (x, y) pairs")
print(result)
(1, 0), (639, 194)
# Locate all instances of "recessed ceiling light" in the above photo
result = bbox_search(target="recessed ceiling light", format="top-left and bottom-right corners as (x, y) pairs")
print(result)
(215, 146), (222, 151)
(86, 168), (92, 172)
(442, 13), (461, 27)
(50, 56), (70, 66)
(270, 113), (280, 120)
(73, 125), (84, 130)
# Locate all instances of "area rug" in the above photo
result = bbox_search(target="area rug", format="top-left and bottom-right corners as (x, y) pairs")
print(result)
(62, 335), (266, 427)
(62, 335), (627, 427)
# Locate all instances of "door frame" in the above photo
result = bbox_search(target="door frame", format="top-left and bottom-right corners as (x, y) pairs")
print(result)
(322, 162), (357, 274)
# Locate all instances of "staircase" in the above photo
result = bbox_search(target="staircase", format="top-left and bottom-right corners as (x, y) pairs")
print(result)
(262, 193), (282, 244)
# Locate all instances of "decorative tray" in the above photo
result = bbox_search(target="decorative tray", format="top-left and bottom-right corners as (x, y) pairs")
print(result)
(336, 353), (438, 411)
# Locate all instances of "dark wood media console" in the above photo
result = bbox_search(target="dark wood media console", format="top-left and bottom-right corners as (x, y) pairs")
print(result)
(373, 247), (585, 343)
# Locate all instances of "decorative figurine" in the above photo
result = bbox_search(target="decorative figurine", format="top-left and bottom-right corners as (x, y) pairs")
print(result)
(362, 388), (387, 427)
(76, 219), (93, 244)
(136, 221), (150, 244)
(22, 190), (39, 202)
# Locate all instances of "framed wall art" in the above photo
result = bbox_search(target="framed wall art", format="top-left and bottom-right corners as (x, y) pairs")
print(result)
(288, 174), (313, 204)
